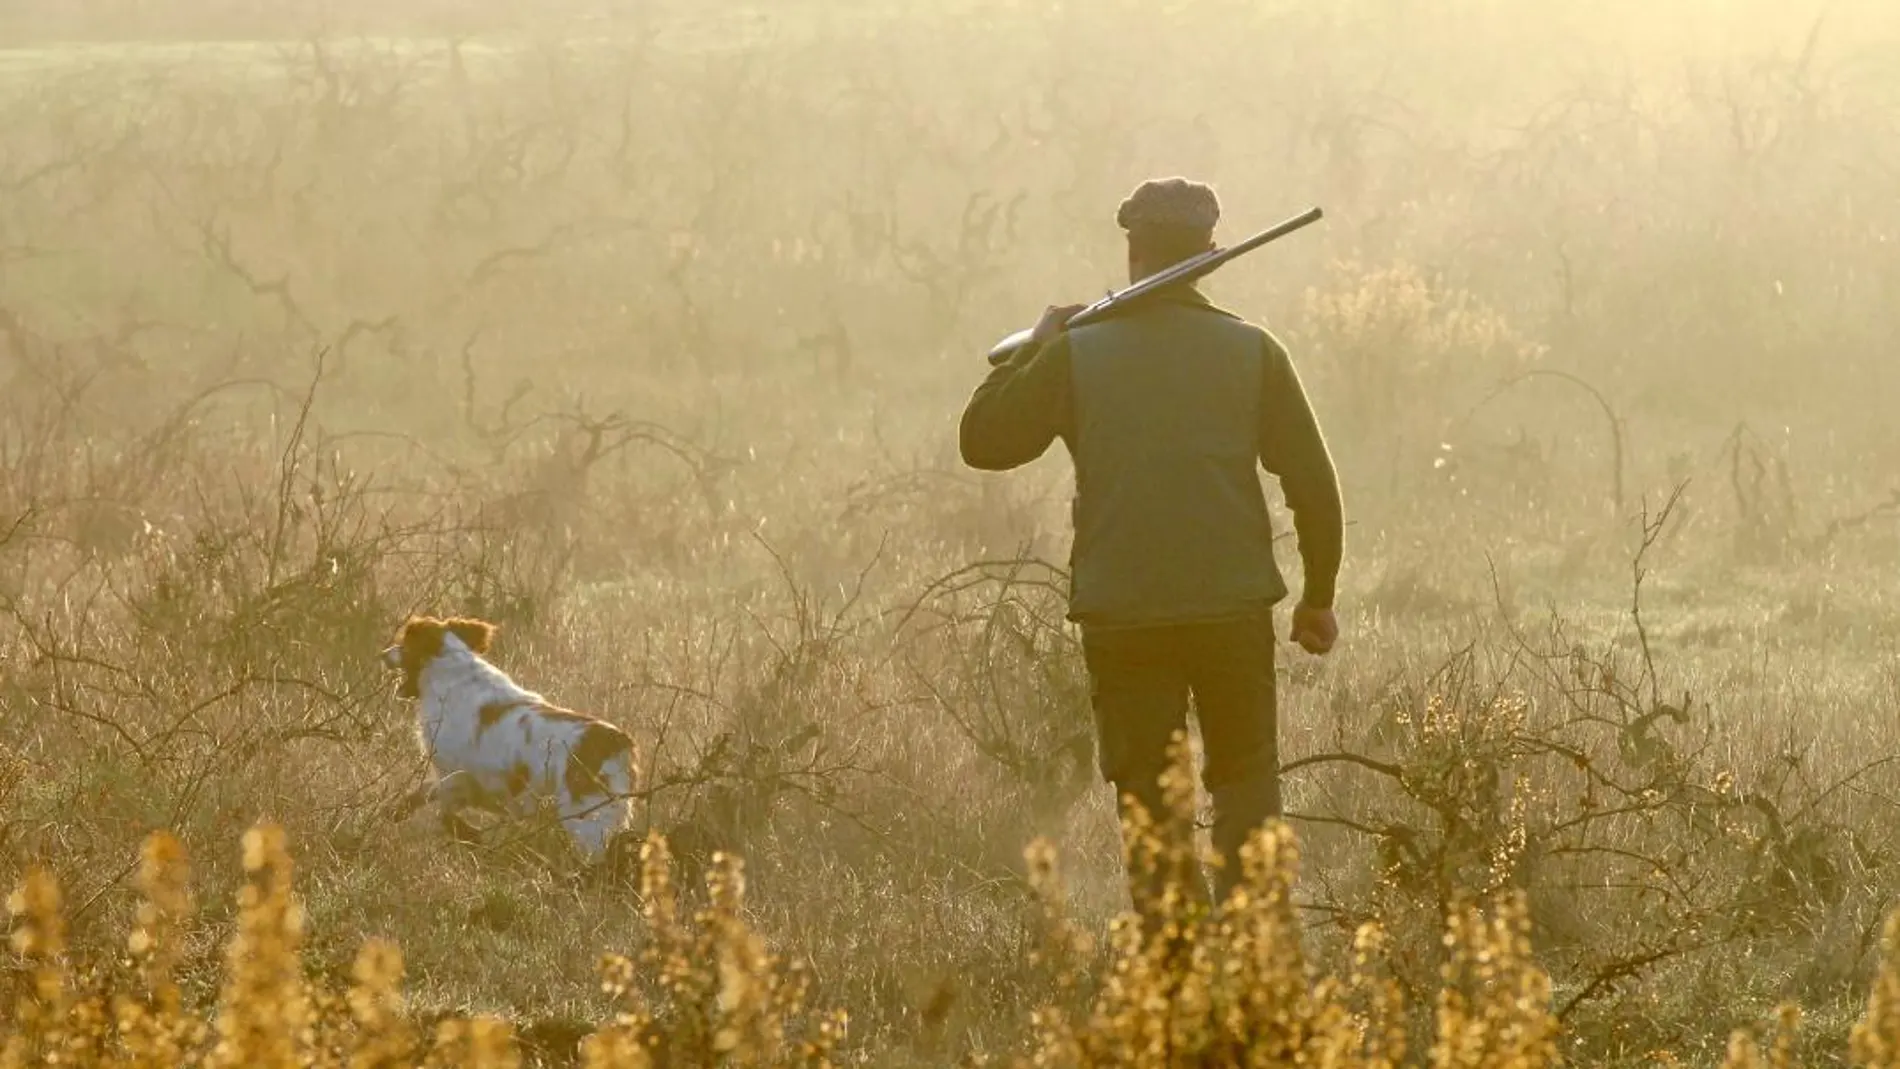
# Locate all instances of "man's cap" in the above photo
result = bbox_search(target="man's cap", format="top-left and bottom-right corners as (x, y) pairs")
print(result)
(1116, 177), (1221, 235)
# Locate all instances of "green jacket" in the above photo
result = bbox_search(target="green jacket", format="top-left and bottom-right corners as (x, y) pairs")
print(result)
(959, 288), (1342, 628)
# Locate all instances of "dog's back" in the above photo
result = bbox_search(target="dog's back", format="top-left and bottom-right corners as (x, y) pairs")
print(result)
(471, 699), (635, 806)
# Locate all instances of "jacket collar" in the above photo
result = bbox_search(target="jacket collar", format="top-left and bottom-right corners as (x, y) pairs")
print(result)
(1134, 283), (1243, 321)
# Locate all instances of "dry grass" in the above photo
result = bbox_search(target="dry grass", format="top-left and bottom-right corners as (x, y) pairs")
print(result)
(4, 0), (1900, 1065)
(9, 764), (1900, 1067)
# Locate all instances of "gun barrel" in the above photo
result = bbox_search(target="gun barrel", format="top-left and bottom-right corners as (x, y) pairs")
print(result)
(985, 206), (1323, 366)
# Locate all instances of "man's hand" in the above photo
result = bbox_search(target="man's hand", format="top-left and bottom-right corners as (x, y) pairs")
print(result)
(1290, 601), (1338, 656)
(1031, 303), (1089, 346)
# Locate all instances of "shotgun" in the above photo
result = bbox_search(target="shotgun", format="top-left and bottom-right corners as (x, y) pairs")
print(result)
(985, 206), (1324, 366)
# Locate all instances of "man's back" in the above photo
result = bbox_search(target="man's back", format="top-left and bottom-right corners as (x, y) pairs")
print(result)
(1066, 297), (1286, 627)
(958, 287), (1340, 631)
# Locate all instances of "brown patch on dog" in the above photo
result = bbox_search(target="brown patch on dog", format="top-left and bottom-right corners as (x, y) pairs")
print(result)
(478, 701), (517, 737)
(535, 704), (589, 724)
(564, 721), (634, 802)
(507, 762), (531, 797)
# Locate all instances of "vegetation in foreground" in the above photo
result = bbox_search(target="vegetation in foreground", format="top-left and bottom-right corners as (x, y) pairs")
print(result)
(11, 742), (1900, 1067)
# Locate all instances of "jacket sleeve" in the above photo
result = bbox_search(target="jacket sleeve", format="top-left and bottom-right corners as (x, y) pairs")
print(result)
(957, 334), (1074, 471)
(1257, 332), (1344, 609)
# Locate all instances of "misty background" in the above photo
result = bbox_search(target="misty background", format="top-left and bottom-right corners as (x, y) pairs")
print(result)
(2, 1), (1898, 1064)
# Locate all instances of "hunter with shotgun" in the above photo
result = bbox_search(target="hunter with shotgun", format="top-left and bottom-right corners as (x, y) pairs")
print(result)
(957, 177), (1344, 921)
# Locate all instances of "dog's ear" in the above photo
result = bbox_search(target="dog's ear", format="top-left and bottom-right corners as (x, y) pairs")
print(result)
(446, 618), (496, 655)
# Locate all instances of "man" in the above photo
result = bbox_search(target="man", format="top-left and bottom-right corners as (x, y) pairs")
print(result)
(958, 177), (1344, 912)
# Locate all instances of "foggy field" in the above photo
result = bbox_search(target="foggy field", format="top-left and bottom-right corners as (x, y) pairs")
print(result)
(3, 1), (1900, 1066)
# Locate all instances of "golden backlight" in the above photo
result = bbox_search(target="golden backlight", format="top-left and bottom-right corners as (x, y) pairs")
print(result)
(1, 1), (1897, 1065)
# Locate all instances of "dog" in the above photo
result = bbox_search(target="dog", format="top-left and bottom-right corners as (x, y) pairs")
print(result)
(380, 615), (636, 862)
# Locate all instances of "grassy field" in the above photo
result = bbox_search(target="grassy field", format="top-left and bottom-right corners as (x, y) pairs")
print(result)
(4, 1), (1900, 1065)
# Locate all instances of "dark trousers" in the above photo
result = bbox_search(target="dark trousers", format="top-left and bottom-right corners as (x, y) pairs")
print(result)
(1081, 609), (1282, 913)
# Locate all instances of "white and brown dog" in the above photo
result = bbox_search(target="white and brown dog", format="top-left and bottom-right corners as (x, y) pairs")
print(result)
(380, 615), (636, 862)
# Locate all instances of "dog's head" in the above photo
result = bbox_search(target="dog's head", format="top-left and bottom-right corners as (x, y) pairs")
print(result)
(381, 615), (497, 699)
